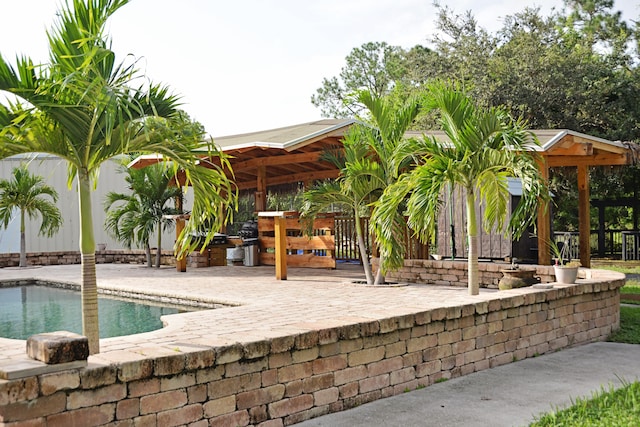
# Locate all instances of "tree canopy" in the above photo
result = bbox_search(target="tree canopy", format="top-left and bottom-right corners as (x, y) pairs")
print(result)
(312, 0), (640, 233)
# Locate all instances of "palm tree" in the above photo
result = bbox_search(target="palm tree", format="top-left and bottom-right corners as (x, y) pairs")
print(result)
(358, 91), (421, 285)
(302, 91), (420, 285)
(0, 0), (235, 354)
(373, 82), (548, 295)
(0, 165), (62, 267)
(105, 162), (181, 268)
(301, 127), (383, 284)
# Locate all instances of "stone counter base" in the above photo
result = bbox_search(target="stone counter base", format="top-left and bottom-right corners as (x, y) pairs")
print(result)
(0, 276), (624, 426)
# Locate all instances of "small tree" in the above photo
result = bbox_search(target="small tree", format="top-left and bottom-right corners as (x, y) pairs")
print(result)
(104, 162), (181, 268)
(373, 82), (548, 295)
(0, 0), (236, 354)
(303, 90), (420, 285)
(301, 127), (382, 284)
(0, 165), (62, 267)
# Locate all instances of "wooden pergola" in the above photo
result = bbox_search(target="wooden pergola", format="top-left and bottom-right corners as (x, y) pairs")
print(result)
(131, 120), (637, 269)
(531, 130), (635, 267)
(208, 119), (354, 210)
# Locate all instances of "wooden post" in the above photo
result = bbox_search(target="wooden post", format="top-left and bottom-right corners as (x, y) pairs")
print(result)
(259, 211), (287, 280)
(537, 157), (551, 265)
(274, 215), (287, 280)
(577, 164), (591, 268)
(255, 166), (267, 212)
(175, 217), (187, 272)
(174, 195), (187, 272)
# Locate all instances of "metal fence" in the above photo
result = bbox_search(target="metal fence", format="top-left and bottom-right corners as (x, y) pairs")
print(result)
(553, 229), (639, 260)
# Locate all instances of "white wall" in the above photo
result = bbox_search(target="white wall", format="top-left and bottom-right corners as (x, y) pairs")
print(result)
(0, 154), (183, 253)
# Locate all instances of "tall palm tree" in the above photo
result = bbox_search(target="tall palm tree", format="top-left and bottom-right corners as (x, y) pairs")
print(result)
(373, 82), (548, 295)
(0, 0), (235, 353)
(358, 91), (421, 285)
(104, 162), (181, 268)
(303, 91), (420, 285)
(301, 127), (384, 284)
(0, 165), (62, 267)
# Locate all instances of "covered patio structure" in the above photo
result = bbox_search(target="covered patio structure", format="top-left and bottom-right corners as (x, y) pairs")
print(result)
(132, 119), (638, 269)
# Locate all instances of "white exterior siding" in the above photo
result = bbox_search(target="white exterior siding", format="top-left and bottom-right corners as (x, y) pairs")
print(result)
(0, 154), (181, 253)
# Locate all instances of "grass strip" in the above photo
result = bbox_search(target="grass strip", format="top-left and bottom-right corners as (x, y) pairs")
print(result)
(530, 381), (640, 426)
(595, 265), (640, 275)
(608, 306), (640, 344)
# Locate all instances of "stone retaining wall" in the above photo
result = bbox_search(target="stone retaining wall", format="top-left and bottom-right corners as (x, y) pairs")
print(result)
(384, 259), (557, 288)
(0, 273), (623, 426)
(0, 250), (211, 269)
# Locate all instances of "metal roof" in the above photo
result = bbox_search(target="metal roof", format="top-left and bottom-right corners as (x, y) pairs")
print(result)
(130, 120), (635, 191)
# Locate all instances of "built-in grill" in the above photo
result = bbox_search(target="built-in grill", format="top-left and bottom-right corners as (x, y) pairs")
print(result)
(237, 220), (258, 239)
(212, 232), (228, 245)
(228, 221), (260, 266)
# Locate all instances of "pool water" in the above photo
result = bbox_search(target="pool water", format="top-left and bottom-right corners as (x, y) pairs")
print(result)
(0, 285), (191, 340)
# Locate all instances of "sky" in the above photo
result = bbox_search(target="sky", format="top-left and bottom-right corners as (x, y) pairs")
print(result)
(0, 0), (638, 138)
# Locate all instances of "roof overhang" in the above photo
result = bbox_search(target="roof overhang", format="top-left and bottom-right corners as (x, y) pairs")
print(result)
(128, 121), (638, 191)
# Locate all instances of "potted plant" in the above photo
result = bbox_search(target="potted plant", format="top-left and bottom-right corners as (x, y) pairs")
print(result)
(546, 234), (581, 284)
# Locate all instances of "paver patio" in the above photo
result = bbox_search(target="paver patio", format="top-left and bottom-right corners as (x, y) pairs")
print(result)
(0, 262), (626, 426)
(0, 263), (498, 365)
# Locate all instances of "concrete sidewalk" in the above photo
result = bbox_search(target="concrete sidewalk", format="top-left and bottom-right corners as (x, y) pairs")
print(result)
(297, 342), (640, 427)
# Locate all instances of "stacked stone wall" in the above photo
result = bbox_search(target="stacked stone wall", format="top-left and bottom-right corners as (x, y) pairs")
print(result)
(0, 277), (623, 426)
(0, 250), (179, 268)
(383, 259), (557, 288)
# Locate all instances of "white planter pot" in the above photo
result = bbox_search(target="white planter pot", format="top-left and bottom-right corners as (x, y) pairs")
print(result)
(554, 265), (578, 284)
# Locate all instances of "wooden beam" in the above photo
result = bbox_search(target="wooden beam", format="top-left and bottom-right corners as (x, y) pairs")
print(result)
(537, 157), (551, 266)
(236, 169), (340, 190)
(232, 151), (329, 170)
(260, 235), (335, 251)
(546, 152), (629, 167)
(547, 143), (593, 156)
(577, 164), (591, 268)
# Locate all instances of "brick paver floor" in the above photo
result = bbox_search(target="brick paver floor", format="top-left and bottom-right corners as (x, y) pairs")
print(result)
(1, 263), (501, 371)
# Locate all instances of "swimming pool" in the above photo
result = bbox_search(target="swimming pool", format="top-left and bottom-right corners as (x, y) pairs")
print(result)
(0, 284), (197, 340)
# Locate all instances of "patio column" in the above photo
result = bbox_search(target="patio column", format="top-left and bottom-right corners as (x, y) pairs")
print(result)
(175, 194), (187, 272)
(258, 211), (287, 280)
(255, 165), (267, 212)
(577, 164), (591, 268)
(537, 157), (551, 265)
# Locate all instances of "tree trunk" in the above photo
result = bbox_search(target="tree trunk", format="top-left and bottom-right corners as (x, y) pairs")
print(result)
(19, 209), (26, 267)
(155, 222), (162, 268)
(78, 173), (100, 354)
(373, 265), (385, 285)
(145, 241), (152, 267)
(354, 213), (374, 285)
(373, 253), (386, 285)
(466, 189), (479, 295)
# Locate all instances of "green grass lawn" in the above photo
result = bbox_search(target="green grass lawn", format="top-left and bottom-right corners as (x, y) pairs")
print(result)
(592, 263), (640, 304)
(621, 280), (640, 305)
(530, 381), (640, 426)
(529, 299), (640, 426)
(608, 306), (640, 344)
(595, 264), (640, 275)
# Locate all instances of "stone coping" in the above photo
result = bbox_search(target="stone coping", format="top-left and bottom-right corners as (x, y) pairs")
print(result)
(0, 263), (625, 381)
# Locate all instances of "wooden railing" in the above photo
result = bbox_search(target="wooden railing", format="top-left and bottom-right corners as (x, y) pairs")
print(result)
(334, 216), (429, 263)
(258, 212), (336, 269)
